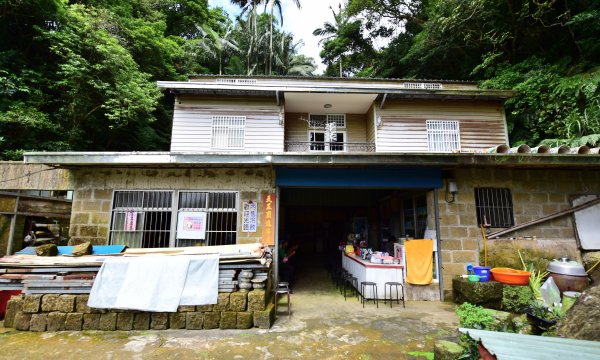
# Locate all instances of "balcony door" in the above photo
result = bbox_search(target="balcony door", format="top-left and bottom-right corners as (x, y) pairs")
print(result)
(309, 130), (346, 151)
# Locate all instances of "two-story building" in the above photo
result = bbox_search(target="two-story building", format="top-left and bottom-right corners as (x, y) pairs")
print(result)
(22, 76), (600, 300)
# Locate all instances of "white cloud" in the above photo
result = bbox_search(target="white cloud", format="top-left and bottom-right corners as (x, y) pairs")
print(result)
(208, 0), (344, 74)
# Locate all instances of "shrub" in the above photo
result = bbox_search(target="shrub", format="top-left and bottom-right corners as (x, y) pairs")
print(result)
(502, 285), (535, 313)
(456, 302), (495, 329)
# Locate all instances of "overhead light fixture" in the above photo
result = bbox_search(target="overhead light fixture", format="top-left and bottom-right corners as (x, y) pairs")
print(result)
(324, 104), (332, 109)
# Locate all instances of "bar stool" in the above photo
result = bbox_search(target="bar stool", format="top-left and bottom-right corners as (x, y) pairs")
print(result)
(360, 281), (378, 308)
(343, 274), (358, 301)
(274, 286), (291, 319)
(384, 281), (405, 308)
(333, 268), (344, 289)
(338, 270), (350, 294)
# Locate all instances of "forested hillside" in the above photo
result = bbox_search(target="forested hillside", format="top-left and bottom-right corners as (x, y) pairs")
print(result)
(318, 0), (600, 147)
(0, 0), (313, 159)
(1, 0), (599, 159)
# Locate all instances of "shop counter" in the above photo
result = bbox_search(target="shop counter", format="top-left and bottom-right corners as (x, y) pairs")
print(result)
(342, 252), (404, 300)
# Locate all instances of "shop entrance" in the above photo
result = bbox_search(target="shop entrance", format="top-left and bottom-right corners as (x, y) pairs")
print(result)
(278, 187), (433, 288)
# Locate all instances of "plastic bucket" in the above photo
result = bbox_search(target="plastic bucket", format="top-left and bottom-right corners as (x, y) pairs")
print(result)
(473, 266), (491, 282)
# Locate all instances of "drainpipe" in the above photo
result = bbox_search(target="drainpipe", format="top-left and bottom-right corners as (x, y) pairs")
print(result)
(434, 188), (444, 301)
(273, 186), (280, 291)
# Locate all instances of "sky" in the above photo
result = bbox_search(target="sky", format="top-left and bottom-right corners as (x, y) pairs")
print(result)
(207, 0), (344, 73)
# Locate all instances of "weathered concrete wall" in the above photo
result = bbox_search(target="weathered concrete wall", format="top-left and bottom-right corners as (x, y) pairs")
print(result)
(439, 168), (600, 298)
(0, 162), (73, 190)
(69, 167), (275, 245)
(5, 289), (275, 331)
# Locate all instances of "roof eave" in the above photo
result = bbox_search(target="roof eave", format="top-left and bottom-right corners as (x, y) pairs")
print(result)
(23, 152), (600, 170)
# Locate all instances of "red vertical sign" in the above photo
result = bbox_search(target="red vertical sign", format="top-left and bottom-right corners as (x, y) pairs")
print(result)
(262, 193), (276, 245)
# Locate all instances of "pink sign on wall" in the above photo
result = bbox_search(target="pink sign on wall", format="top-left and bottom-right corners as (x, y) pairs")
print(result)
(124, 211), (137, 231)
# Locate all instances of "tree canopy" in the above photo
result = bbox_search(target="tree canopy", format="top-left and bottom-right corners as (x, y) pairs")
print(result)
(317, 0), (600, 147)
(0, 0), (316, 159)
(1, 0), (599, 157)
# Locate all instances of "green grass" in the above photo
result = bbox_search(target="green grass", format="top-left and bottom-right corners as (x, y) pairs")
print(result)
(407, 351), (434, 360)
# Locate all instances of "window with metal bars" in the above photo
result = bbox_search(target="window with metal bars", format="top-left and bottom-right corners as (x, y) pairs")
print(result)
(308, 114), (346, 128)
(176, 191), (238, 247)
(109, 190), (238, 248)
(211, 116), (245, 149)
(474, 188), (515, 228)
(426, 120), (460, 152)
(109, 191), (173, 249)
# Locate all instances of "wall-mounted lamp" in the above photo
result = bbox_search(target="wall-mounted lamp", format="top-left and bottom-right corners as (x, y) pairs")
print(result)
(445, 180), (458, 203)
(324, 103), (332, 109)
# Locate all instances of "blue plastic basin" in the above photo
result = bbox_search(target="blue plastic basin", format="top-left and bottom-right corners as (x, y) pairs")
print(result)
(473, 266), (491, 282)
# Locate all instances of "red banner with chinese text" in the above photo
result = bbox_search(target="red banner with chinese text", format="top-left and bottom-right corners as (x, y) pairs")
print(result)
(261, 193), (276, 245)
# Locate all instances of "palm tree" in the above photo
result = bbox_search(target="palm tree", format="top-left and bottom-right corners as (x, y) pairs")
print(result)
(196, 23), (239, 75)
(231, 0), (301, 75)
(312, 4), (351, 77)
(264, 0), (301, 74)
(230, 0), (262, 74)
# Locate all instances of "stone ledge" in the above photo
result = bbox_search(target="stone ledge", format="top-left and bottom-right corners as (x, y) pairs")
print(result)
(4, 289), (278, 331)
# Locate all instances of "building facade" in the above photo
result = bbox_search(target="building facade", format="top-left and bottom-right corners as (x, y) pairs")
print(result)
(18, 76), (600, 299)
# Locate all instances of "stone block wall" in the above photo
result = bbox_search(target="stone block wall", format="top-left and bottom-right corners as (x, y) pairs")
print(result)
(439, 168), (600, 298)
(4, 290), (275, 332)
(68, 167), (276, 245)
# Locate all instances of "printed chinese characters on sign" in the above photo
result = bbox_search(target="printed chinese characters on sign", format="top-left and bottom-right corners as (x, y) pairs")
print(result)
(261, 193), (276, 245)
(242, 201), (257, 232)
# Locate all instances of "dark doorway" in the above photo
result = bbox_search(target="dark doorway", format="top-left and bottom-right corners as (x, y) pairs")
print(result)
(278, 188), (430, 289)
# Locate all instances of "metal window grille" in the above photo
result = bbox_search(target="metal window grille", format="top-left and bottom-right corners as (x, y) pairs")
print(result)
(109, 191), (173, 248)
(474, 188), (515, 228)
(177, 191), (238, 247)
(309, 114), (346, 128)
(402, 82), (443, 90)
(427, 120), (461, 152)
(211, 116), (246, 149)
(216, 78), (257, 85)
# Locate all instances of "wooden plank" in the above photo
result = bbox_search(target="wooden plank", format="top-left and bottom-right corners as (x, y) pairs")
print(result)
(4, 267), (101, 273)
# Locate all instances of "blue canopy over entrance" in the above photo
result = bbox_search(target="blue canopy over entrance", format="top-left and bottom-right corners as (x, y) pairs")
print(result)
(275, 167), (442, 188)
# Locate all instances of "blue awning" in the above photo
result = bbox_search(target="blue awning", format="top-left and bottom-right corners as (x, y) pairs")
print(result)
(275, 167), (442, 188)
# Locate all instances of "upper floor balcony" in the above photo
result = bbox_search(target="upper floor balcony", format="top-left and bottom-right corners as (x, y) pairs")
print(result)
(163, 76), (512, 155)
(284, 141), (376, 152)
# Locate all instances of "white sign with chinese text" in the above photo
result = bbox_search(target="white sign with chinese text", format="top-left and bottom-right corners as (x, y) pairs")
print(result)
(176, 211), (207, 239)
(242, 201), (257, 233)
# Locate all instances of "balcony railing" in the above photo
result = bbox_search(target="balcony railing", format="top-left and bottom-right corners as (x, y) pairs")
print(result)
(284, 141), (375, 153)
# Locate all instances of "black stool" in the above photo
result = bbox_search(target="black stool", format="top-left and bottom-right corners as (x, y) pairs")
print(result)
(360, 281), (378, 308)
(343, 274), (358, 301)
(274, 286), (291, 319)
(338, 270), (350, 294)
(384, 281), (405, 308)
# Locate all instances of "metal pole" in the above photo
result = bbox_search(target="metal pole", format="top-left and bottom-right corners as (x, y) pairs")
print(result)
(434, 189), (444, 301)
(273, 186), (280, 291)
(7, 194), (20, 255)
(169, 191), (179, 248)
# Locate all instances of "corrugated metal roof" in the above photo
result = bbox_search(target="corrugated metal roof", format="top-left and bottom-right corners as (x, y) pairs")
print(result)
(459, 328), (600, 360)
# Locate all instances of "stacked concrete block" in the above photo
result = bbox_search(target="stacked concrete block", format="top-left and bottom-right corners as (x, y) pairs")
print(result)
(3, 284), (279, 331)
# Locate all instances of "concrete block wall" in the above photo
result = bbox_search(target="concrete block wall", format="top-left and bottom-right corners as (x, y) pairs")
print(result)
(4, 290), (275, 331)
(439, 168), (600, 298)
(0, 162), (72, 191)
(68, 167), (275, 245)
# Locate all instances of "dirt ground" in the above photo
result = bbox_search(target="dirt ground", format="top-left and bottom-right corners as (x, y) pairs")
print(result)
(0, 264), (459, 360)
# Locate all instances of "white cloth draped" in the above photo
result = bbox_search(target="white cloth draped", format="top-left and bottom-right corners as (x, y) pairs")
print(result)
(88, 254), (219, 312)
